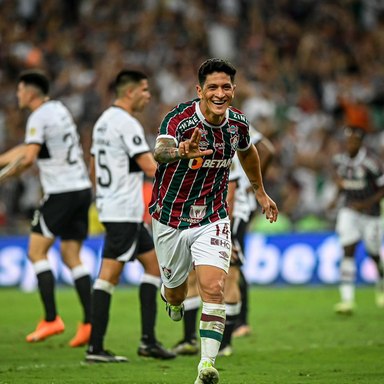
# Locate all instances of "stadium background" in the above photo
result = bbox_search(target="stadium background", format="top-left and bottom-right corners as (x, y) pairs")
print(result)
(0, 0), (383, 288)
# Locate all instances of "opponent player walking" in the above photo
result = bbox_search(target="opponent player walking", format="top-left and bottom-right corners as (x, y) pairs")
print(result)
(86, 70), (175, 362)
(0, 70), (92, 347)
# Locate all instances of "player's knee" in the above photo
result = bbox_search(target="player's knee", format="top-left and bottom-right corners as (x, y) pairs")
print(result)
(199, 280), (224, 303)
(165, 285), (187, 305)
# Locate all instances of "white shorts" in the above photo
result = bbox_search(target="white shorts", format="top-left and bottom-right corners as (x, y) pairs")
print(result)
(336, 207), (383, 254)
(152, 218), (232, 288)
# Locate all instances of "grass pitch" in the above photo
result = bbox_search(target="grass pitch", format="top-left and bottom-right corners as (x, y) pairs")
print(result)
(0, 285), (383, 384)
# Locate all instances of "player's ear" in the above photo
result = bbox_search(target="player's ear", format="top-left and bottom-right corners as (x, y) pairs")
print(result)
(196, 84), (203, 100)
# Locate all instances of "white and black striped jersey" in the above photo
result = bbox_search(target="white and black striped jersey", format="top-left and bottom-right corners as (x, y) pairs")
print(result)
(333, 147), (384, 217)
(91, 106), (150, 222)
(231, 127), (263, 222)
(24, 100), (91, 194)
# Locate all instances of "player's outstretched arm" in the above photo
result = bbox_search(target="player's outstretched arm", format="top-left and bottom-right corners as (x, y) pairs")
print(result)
(0, 144), (26, 167)
(0, 144), (40, 183)
(0, 156), (25, 183)
(154, 128), (213, 164)
(237, 144), (278, 223)
(0, 145), (28, 183)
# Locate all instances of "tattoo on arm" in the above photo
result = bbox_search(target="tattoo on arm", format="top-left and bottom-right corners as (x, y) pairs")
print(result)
(250, 182), (259, 192)
(154, 138), (181, 164)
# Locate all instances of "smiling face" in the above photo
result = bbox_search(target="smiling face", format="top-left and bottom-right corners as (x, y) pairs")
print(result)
(196, 72), (235, 125)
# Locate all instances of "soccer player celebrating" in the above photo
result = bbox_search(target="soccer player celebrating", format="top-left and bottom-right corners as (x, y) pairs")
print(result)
(172, 130), (275, 358)
(150, 58), (278, 384)
(331, 125), (384, 314)
(0, 70), (92, 347)
(85, 70), (175, 363)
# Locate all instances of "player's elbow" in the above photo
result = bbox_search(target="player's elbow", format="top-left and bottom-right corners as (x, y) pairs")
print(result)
(144, 164), (157, 178)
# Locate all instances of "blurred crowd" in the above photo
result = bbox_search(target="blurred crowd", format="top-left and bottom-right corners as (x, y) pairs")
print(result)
(0, 0), (384, 234)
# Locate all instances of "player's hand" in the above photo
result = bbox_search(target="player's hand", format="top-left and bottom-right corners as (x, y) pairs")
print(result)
(0, 156), (25, 183)
(256, 191), (278, 223)
(178, 128), (213, 159)
(231, 244), (240, 263)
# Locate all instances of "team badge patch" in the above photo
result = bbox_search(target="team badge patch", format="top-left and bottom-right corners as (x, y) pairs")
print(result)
(230, 135), (239, 151)
(161, 266), (172, 280)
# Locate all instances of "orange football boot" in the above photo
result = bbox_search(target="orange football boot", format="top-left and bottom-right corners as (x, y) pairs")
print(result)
(69, 322), (91, 347)
(26, 316), (65, 342)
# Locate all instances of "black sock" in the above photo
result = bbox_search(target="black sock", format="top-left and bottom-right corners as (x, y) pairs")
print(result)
(220, 312), (238, 350)
(238, 269), (249, 326)
(74, 275), (92, 323)
(37, 270), (57, 322)
(371, 255), (384, 279)
(184, 307), (198, 342)
(89, 289), (111, 352)
(139, 282), (157, 344)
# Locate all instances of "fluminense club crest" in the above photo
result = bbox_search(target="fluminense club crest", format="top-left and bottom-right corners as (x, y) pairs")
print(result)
(161, 266), (172, 280)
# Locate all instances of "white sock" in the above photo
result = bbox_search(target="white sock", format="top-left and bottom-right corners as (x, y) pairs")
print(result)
(339, 258), (356, 303)
(199, 302), (226, 365)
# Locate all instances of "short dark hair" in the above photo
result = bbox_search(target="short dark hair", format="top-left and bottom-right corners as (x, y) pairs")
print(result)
(114, 70), (147, 94)
(198, 58), (237, 86)
(18, 70), (50, 95)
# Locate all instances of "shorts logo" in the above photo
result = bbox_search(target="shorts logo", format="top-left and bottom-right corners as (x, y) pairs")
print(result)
(210, 238), (230, 250)
(161, 266), (172, 280)
(219, 251), (229, 262)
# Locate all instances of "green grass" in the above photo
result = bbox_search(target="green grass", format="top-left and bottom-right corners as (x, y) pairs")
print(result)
(0, 286), (383, 383)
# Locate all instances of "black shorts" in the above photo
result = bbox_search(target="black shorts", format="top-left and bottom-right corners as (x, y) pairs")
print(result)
(31, 188), (92, 241)
(230, 217), (248, 267)
(102, 222), (154, 262)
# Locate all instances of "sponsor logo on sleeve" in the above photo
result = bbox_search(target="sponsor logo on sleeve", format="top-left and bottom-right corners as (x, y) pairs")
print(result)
(133, 135), (143, 145)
